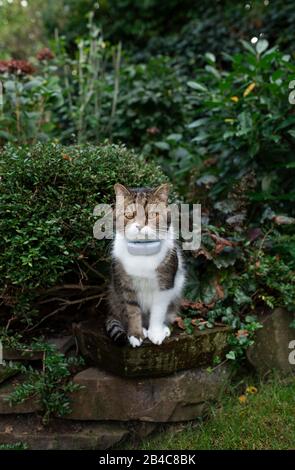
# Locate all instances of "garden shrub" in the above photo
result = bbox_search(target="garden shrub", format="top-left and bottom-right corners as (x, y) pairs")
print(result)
(112, 56), (190, 148)
(186, 40), (295, 211)
(0, 57), (63, 144)
(42, 1), (295, 63)
(0, 142), (167, 327)
(181, 176), (295, 361)
(153, 41), (295, 208)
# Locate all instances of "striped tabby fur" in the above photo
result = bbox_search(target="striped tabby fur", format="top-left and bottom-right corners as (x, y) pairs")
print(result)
(106, 183), (185, 347)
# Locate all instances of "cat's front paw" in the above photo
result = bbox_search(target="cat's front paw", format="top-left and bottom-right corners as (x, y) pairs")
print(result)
(147, 325), (170, 345)
(128, 335), (143, 348)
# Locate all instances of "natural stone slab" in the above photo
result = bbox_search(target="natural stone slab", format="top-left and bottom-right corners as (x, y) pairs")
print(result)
(247, 308), (295, 375)
(0, 415), (128, 450)
(2, 348), (44, 361)
(3, 335), (75, 362)
(73, 320), (231, 377)
(68, 365), (229, 422)
(0, 377), (41, 414)
(47, 335), (75, 354)
(0, 365), (18, 385)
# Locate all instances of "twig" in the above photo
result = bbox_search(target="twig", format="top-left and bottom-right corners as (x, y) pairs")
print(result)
(81, 259), (107, 281)
(26, 293), (106, 332)
(108, 41), (122, 136)
(38, 284), (105, 296)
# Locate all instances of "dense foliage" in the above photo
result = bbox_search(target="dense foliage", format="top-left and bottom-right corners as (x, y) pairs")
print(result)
(0, 143), (166, 326)
(0, 0), (294, 373)
(181, 172), (295, 360)
(185, 41), (295, 210)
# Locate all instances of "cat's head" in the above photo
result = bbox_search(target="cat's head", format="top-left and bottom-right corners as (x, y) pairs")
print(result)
(114, 183), (171, 241)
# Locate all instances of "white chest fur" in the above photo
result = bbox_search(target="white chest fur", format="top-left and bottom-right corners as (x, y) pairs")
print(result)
(131, 275), (158, 313)
(112, 231), (185, 316)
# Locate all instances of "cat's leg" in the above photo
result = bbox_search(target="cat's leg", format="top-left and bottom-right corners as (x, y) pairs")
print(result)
(126, 300), (145, 347)
(147, 292), (171, 345)
(142, 312), (149, 339)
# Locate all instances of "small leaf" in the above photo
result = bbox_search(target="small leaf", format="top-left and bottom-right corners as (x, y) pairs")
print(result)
(204, 52), (216, 63)
(154, 141), (170, 151)
(256, 39), (269, 55)
(240, 39), (256, 55)
(187, 118), (208, 129)
(205, 65), (221, 79)
(288, 130), (295, 139)
(187, 81), (208, 92)
(166, 133), (182, 142)
(226, 351), (236, 360)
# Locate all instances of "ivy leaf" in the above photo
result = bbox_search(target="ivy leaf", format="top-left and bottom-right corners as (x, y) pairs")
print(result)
(226, 351), (236, 360)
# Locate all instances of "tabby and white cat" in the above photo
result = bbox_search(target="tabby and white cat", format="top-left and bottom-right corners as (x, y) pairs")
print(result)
(106, 183), (185, 347)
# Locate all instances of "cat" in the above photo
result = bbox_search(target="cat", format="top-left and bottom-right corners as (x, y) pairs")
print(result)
(106, 183), (185, 347)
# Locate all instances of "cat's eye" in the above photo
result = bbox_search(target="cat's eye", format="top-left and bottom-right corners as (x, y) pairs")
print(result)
(125, 211), (135, 219)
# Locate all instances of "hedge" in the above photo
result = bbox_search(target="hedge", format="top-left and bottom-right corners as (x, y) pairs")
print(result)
(0, 142), (166, 327)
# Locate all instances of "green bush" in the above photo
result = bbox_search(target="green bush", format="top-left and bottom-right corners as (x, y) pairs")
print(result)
(180, 173), (295, 361)
(51, 16), (121, 144)
(112, 56), (189, 148)
(0, 142), (166, 326)
(0, 60), (62, 144)
(185, 41), (295, 211)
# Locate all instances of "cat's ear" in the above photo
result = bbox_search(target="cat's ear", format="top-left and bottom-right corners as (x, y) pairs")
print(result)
(114, 183), (131, 198)
(153, 183), (170, 203)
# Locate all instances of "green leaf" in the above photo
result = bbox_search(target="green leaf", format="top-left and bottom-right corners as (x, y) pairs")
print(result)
(205, 52), (216, 63)
(187, 118), (208, 129)
(154, 141), (170, 151)
(256, 39), (269, 55)
(166, 133), (182, 142)
(240, 40), (256, 55)
(205, 65), (221, 79)
(173, 147), (190, 159)
(226, 351), (236, 360)
(187, 81), (208, 92)
(288, 130), (295, 139)
(0, 130), (16, 141)
(3, 80), (17, 92)
(237, 111), (253, 135)
(23, 79), (43, 90)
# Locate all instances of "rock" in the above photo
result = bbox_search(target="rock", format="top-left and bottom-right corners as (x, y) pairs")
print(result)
(247, 308), (295, 375)
(73, 320), (231, 377)
(0, 415), (128, 450)
(129, 422), (158, 439)
(0, 377), (41, 414)
(47, 335), (75, 354)
(3, 335), (75, 362)
(2, 348), (43, 361)
(0, 365), (18, 385)
(68, 365), (229, 422)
